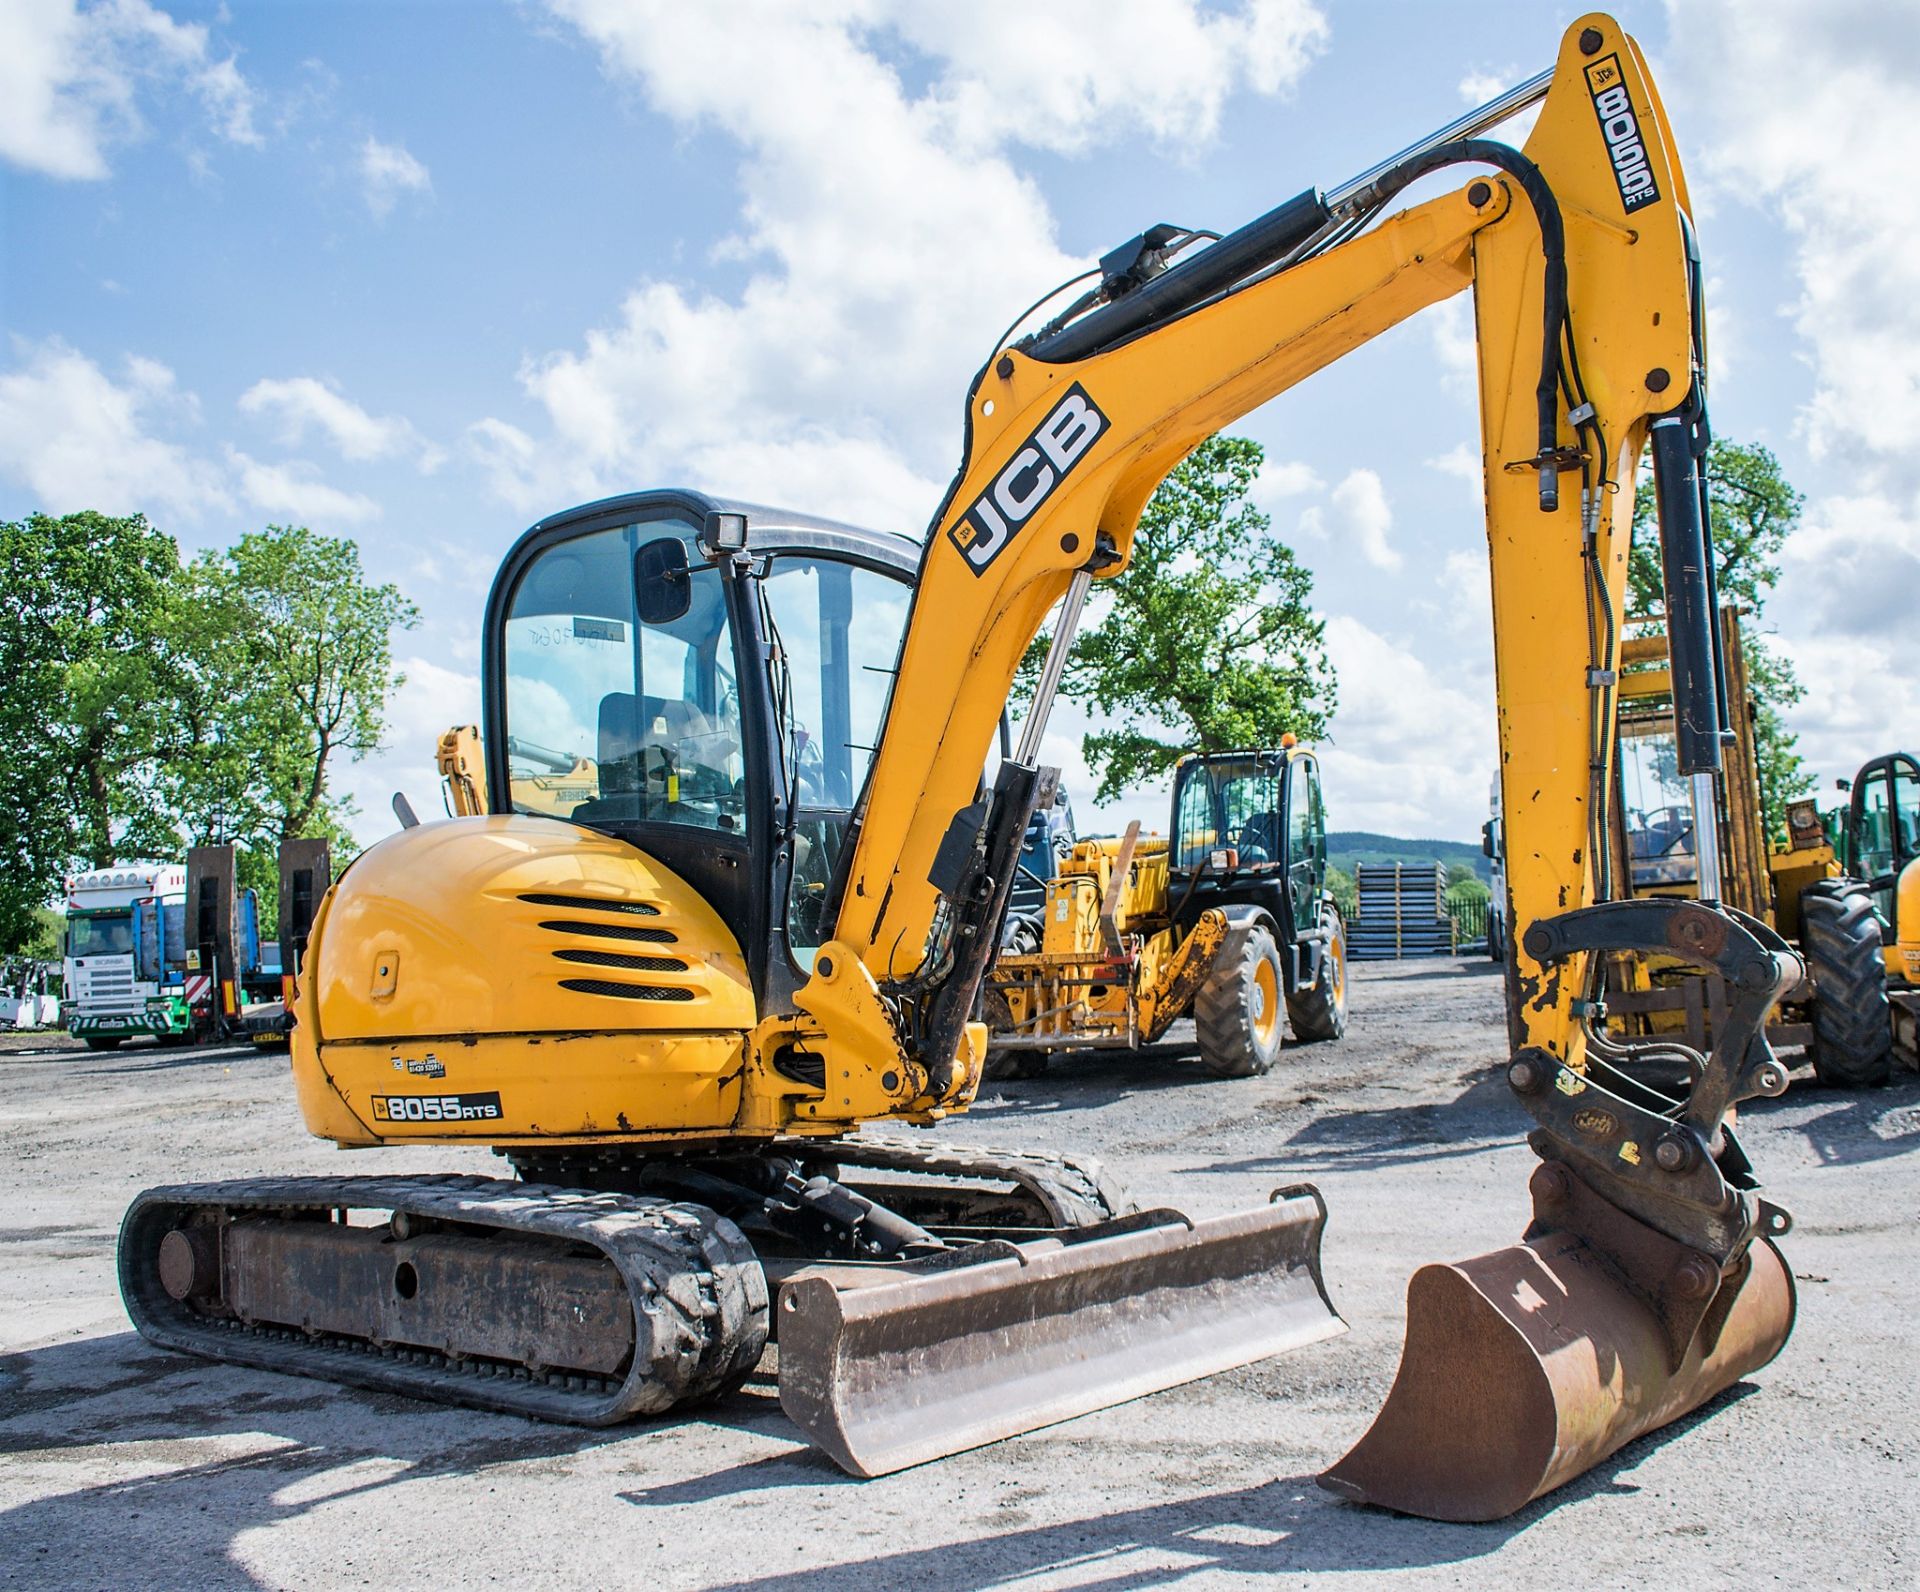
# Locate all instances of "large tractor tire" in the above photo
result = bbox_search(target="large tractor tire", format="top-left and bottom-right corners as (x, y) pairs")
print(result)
(1195, 922), (1286, 1077)
(1287, 905), (1348, 1042)
(1801, 878), (1893, 1087)
(978, 980), (1049, 1082)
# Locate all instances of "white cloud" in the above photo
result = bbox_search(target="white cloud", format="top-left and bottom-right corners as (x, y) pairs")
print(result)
(224, 448), (381, 526)
(1328, 468), (1400, 571)
(1661, 0), (1920, 761)
(0, 338), (231, 516)
(1426, 441), (1481, 509)
(1253, 457), (1322, 506)
(1319, 614), (1496, 837)
(335, 655), (483, 843)
(239, 376), (441, 469)
(897, 0), (1327, 156)
(1428, 294), (1477, 398)
(1456, 63), (1541, 143)
(358, 135), (431, 217)
(0, 0), (260, 181)
(477, 1), (1327, 525)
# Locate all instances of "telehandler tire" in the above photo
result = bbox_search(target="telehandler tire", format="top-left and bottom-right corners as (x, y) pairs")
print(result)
(1287, 906), (1348, 1042)
(1196, 923), (1285, 1077)
(1801, 878), (1892, 1087)
(979, 981), (1049, 1081)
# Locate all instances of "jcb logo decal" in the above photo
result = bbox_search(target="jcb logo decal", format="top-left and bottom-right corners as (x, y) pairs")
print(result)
(1584, 53), (1660, 213)
(949, 384), (1108, 577)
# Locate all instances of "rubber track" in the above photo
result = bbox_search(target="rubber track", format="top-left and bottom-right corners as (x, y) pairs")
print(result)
(794, 1134), (1131, 1228)
(119, 1174), (769, 1426)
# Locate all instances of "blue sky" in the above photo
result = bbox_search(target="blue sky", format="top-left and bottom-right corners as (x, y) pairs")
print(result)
(3, 0), (1914, 847)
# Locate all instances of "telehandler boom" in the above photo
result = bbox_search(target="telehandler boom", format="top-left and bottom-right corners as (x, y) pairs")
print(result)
(122, 13), (1798, 1520)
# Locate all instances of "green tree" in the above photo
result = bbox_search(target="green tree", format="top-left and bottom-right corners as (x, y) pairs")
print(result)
(1325, 864), (1359, 926)
(1017, 435), (1335, 803)
(1627, 439), (1811, 839)
(0, 511), (192, 950)
(168, 525), (416, 921)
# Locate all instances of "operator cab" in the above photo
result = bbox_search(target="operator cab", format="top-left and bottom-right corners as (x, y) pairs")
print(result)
(1169, 747), (1328, 957)
(485, 490), (921, 1006)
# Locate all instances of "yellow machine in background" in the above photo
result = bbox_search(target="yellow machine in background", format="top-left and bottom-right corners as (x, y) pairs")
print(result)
(1602, 612), (1895, 1084)
(122, 15), (1801, 1521)
(986, 744), (1345, 1078)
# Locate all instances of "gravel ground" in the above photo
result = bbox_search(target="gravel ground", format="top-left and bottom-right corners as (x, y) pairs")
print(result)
(1, 958), (1913, 1590)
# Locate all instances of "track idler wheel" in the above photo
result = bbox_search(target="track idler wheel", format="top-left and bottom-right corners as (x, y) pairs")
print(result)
(1319, 1162), (1796, 1521)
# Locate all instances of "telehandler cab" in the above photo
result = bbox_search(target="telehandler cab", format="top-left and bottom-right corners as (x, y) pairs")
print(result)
(123, 13), (1799, 1520)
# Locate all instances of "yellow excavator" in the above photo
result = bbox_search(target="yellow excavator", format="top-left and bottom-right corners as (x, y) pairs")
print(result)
(120, 14), (1801, 1522)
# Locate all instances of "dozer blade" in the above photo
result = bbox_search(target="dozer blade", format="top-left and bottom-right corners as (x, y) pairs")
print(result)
(1319, 1224), (1795, 1522)
(777, 1185), (1343, 1477)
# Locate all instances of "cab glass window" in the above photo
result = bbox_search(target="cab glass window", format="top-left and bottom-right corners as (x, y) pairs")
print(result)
(1174, 757), (1284, 870)
(503, 521), (746, 834)
(758, 554), (912, 960)
(1617, 722), (1696, 889)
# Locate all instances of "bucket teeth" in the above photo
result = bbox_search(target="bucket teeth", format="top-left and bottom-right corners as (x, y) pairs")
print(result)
(777, 1186), (1344, 1477)
(1319, 1229), (1795, 1522)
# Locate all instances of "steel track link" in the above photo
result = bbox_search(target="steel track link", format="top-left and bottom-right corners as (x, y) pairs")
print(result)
(789, 1134), (1132, 1228)
(119, 1174), (769, 1426)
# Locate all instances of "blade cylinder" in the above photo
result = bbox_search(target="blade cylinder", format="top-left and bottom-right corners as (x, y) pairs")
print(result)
(1319, 1229), (1794, 1522)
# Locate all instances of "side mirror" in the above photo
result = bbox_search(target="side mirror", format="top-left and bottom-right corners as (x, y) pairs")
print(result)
(1481, 820), (1497, 859)
(635, 537), (692, 625)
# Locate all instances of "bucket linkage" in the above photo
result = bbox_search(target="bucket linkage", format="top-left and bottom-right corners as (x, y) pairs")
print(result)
(1323, 899), (1801, 1521)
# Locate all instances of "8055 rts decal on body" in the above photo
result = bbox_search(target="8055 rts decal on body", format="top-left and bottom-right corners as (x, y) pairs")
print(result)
(948, 384), (1109, 576)
(371, 1091), (503, 1123)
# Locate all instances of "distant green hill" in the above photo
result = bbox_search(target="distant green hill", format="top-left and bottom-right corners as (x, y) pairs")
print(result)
(1326, 830), (1489, 882)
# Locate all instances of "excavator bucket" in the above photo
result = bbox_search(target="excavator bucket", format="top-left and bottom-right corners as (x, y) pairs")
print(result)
(777, 1187), (1343, 1477)
(1320, 1168), (1797, 1522)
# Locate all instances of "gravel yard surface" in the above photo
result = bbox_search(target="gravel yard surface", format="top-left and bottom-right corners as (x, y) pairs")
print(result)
(2, 958), (1913, 1589)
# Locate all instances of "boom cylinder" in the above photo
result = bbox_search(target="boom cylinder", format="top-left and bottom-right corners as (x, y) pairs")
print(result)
(1649, 413), (1723, 776)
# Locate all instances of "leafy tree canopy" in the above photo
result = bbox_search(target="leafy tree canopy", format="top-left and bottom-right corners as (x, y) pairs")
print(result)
(0, 514), (413, 954)
(1017, 435), (1336, 804)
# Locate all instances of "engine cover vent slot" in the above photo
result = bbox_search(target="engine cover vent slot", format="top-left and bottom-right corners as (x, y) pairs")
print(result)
(537, 918), (677, 945)
(553, 948), (688, 974)
(558, 978), (696, 1002)
(518, 892), (660, 916)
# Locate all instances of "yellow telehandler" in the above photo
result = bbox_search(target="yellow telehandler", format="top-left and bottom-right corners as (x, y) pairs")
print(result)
(121, 14), (1801, 1521)
(984, 743), (1346, 1077)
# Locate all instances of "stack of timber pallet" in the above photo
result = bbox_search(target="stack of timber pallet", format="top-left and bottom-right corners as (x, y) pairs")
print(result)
(1350, 862), (1454, 960)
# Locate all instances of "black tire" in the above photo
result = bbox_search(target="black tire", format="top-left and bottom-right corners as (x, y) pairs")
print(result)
(1801, 878), (1892, 1087)
(82, 1036), (124, 1051)
(1195, 922), (1285, 1077)
(979, 981), (1049, 1081)
(1287, 906), (1348, 1042)
(1487, 907), (1504, 962)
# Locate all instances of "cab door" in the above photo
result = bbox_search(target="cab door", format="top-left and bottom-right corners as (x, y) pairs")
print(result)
(1851, 753), (1920, 935)
(1284, 756), (1325, 940)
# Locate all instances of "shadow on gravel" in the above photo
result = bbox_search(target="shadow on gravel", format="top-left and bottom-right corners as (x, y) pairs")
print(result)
(0, 1330), (749, 1588)
(688, 1386), (1758, 1592)
(1741, 1069), (1920, 1168)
